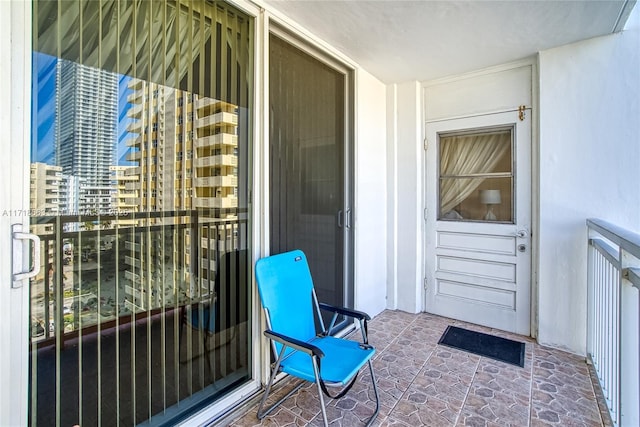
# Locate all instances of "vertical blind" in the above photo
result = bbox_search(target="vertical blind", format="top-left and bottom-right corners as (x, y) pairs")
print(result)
(30, 1), (253, 426)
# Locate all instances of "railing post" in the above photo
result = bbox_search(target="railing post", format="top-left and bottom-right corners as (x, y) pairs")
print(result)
(620, 249), (640, 427)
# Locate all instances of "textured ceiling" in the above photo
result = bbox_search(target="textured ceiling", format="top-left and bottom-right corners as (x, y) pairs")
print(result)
(265, 0), (636, 83)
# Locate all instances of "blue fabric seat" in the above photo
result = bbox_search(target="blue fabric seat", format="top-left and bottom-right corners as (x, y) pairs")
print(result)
(255, 250), (379, 427)
(279, 336), (374, 384)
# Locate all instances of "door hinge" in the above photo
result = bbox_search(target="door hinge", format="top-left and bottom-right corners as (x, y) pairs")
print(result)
(423, 138), (428, 151)
(423, 277), (428, 290)
(518, 105), (526, 121)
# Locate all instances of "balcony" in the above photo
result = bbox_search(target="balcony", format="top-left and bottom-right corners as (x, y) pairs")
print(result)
(127, 104), (143, 119)
(194, 154), (238, 168)
(195, 111), (238, 128)
(194, 196), (238, 209)
(126, 151), (142, 162)
(193, 133), (238, 149)
(226, 310), (611, 426)
(193, 175), (238, 188)
(126, 120), (143, 133)
(25, 212), (623, 427)
(124, 182), (139, 191)
(127, 91), (142, 104)
(128, 79), (143, 91)
(194, 97), (230, 110)
(126, 136), (140, 147)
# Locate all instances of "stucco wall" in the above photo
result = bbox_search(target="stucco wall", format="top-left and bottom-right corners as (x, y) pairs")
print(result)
(537, 7), (640, 354)
(354, 69), (388, 317)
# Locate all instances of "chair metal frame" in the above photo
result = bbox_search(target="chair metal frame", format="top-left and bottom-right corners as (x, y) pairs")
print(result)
(255, 250), (380, 427)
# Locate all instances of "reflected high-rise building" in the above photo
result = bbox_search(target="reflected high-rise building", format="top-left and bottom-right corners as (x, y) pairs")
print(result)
(55, 59), (118, 214)
(29, 162), (62, 234)
(123, 78), (239, 310)
(110, 165), (138, 227)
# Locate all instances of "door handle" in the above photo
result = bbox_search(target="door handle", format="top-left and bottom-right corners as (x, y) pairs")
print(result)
(12, 223), (41, 288)
(337, 210), (343, 228)
(345, 209), (352, 229)
(515, 230), (528, 238)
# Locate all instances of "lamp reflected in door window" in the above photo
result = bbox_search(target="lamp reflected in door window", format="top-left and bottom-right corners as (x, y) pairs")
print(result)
(480, 189), (501, 221)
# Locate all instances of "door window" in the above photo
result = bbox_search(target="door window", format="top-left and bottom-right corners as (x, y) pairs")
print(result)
(438, 127), (513, 223)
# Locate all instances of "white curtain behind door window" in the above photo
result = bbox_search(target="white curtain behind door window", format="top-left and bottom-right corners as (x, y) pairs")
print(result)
(440, 132), (510, 215)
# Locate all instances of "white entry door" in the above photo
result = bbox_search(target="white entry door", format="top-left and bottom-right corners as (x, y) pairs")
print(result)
(424, 110), (531, 335)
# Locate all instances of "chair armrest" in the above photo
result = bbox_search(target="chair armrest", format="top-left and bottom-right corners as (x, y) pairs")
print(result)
(264, 330), (325, 358)
(318, 303), (371, 321)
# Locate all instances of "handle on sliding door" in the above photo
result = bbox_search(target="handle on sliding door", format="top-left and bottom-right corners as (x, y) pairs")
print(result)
(337, 210), (343, 228)
(345, 209), (352, 229)
(12, 223), (41, 288)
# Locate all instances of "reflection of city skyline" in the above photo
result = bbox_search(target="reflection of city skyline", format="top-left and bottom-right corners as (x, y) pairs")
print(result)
(30, 55), (242, 330)
(31, 55), (240, 218)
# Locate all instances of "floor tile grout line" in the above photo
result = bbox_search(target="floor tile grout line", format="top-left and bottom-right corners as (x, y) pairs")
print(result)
(527, 342), (535, 427)
(374, 315), (431, 423)
(452, 354), (481, 427)
(370, 315), (417, 348)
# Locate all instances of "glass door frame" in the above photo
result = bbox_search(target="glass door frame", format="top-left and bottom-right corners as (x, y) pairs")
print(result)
(23, 0), (264, 425)
(1, 0), (32, 425)
(159, 0), (266, 423)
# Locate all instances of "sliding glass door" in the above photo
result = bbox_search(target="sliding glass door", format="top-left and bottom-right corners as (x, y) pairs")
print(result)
(269, 32), (354, 321)
(29, 1), (253, 425)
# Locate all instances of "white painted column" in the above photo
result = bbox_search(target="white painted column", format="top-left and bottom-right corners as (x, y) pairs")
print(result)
(388, 81), (423, 313)
(386, 84), (398, 309)
(354, 70), (388, 317)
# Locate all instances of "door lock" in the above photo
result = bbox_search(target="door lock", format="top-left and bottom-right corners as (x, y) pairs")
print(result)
(518, 244), (526, 253)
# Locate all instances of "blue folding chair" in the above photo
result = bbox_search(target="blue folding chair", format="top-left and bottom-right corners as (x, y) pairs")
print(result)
(255, 250), (379, 426)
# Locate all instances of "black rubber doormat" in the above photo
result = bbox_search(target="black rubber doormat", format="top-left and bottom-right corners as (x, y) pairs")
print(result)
(438, 325), (525, 368)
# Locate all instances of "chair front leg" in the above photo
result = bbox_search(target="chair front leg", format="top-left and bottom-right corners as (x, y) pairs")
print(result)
(257, 346), (286, 420)
(311, 355), (329, 427)
(257, 346), (307, 421)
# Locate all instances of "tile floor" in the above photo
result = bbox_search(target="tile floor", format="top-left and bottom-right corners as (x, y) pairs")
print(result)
(228, 310), (610, 427)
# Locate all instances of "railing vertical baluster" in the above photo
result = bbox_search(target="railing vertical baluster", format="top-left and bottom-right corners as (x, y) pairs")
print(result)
(608, 256), (613, 408)
(596, 248), (601, 363)
(615, 261), (620, 425)
(29, 211), (250, 425)
(587, 219), (640, 427)
(609, 261), (615, 410)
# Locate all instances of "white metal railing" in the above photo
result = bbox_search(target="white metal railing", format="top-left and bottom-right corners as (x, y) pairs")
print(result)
(587, 218), (640, 427)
